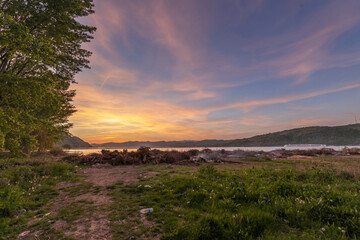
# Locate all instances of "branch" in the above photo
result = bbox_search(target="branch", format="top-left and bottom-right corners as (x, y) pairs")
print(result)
(0, 58), (8, 72)
(0, 0), (10, 10)
(0, 47), (6, 57)
(0, 51), (8, 60)
(16, 59), (30, 75)
(5, 57), (12, 71)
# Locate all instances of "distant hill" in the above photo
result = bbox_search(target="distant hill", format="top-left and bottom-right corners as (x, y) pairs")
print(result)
(58, 136), (92, 149)
(91, 139), (231, 149)
(225, 124), (360, 147)
(92, 124), (360, 148)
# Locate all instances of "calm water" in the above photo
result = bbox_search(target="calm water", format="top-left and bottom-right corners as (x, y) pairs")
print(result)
(66, 145), (360, 155)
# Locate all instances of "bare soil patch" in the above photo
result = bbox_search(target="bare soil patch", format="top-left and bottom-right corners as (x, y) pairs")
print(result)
(25, 183), (112, 240)
(23, 165), (160, 240)
(79, 164), (159, 186)
(52, 209), (112, 240)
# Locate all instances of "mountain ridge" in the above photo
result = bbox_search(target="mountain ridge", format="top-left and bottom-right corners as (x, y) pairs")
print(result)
(89, 123), (360, 148)
(58, 136), (92, 149)
(224, 123), (360, 147)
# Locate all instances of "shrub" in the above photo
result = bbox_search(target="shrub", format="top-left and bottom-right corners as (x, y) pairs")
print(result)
(0, 186), (23, 217)
(62, 144), (71, 149)
(49, 146), (65, 156)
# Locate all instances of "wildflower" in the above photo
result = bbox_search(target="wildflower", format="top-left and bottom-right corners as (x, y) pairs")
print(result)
(295, 197), (305, 205)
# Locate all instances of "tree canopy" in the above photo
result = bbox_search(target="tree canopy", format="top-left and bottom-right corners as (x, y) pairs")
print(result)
(0, 0), (95, 155)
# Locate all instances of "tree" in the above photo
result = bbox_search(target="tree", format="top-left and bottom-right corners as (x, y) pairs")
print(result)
(0, 0), (96, 155)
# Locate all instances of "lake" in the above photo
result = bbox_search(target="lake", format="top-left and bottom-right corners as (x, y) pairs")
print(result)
(66, 145), (360, 155)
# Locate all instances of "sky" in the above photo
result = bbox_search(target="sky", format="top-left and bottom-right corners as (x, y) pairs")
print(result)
(71, 0), (360, 144)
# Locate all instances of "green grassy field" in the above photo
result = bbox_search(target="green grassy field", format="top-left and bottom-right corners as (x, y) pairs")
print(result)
(0, 157), (79, 239)
(1, 156), (360, 239)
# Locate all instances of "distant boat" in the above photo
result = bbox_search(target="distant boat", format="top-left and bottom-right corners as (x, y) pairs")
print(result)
(284, 144), (327, 148)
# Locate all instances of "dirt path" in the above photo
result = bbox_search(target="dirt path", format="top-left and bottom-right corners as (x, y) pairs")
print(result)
(22, 165), (159, 240)
(80, 164), (159, 186)
(49, 183), (113, 240)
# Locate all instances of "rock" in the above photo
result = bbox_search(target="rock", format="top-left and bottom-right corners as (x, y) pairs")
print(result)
(347, 148), (360, 155)
(18, 231), (30, 238)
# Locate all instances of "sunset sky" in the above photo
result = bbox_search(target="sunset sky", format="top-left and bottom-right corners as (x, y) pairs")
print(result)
(71, 0), (360, 144)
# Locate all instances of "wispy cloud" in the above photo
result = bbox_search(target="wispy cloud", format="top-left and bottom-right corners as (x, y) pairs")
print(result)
(213, 82), (360, 111)
(72, 0), (360, 142)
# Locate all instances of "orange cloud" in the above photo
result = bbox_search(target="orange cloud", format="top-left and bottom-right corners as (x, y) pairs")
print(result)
(70, 79), (360, 143)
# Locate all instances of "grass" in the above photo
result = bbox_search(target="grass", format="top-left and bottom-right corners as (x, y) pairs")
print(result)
(1, 155), (360, 239)
(54, 200), (96, 223)
(0, 157), (79, 239)
(108, 161), (360, 239)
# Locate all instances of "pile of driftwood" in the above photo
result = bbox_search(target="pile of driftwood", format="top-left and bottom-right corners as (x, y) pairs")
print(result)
(64, 147), (200, 166)
(63, 147), (360, 166)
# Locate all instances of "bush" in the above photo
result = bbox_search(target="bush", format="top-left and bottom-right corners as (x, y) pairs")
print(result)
(49, 146), (65, 156)
(0, 186), (23, 217)
(62, 144), (71, 149)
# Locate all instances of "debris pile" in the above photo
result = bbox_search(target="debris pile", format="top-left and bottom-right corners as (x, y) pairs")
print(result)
(64, 147), (200, 166)
(63, 147), (360, 166)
